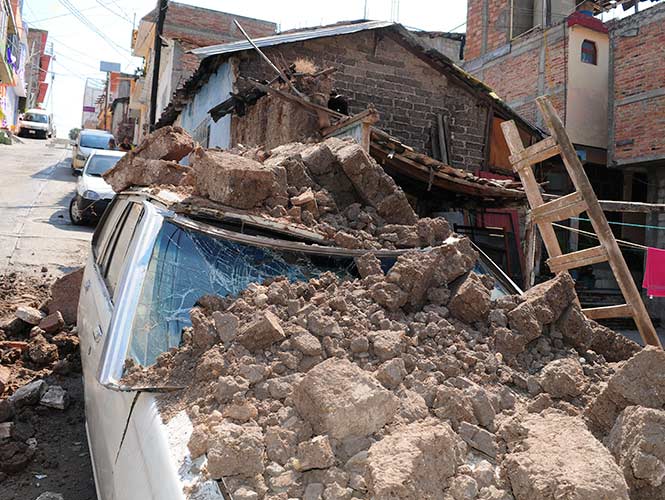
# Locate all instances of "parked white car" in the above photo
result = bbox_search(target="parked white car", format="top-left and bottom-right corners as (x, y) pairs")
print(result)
(18, 108), (54, 139)
(70, 150), (124, 225)
(77, 189), (520, 500)
(72, 129), (116, 171)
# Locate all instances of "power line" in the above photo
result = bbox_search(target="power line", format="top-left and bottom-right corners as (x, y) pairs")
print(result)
(94, 0), (133, 24)
(55, 0), (133, 63)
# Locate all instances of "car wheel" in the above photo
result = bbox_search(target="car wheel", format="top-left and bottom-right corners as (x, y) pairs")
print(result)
(69, 196), (86, 225)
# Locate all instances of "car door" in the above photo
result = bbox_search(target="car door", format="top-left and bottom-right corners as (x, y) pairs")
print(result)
(78, 197), (147, 500)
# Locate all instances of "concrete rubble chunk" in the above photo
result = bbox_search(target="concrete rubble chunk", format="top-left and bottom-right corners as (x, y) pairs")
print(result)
(502, 412), (630, 500)
(192, 148), (288, 209)
(237, 311), (286, 352)
(334, 142), (417, 225)
(449, 272), (491, 324)
(0, 366), (10, 396)
(367, 419), (465, 499)
(46, 267), (83, 325)
(206, 422), (265, 479)
(212, 311), (239, 343)
(586, 347), (665, 433)
(103, 157), (193, 193)
(355, 253), (383, 279)
(0, 422), (13, 440)
(293, 358), (399, 439)
(296, 435), (335, 471)
(15, 306), (44, 325)
(190, 307), (218, 349)
(35, 493), (64, 500)
(9, 380), (47, 407)
(458, 422), (498, 458)
(539, 358), (587, 399)
(607, 405), (665, 499)
(38, 311), (64, 334)
(40, 385), (68, 410)
(126, 125), (194, 161)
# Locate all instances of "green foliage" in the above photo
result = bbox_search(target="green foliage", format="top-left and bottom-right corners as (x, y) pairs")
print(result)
(69, 127), (81, 140)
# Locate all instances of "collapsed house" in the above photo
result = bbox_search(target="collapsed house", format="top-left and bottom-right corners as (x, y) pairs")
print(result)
(153, 20), (546, 285)
(98, 125), (665, 500)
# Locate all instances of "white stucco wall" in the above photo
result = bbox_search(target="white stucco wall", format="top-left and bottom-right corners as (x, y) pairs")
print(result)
(178, 61), (233, 149)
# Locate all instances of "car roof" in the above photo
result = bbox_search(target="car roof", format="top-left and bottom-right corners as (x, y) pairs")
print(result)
(89, 150), (126, 158)
(25, 108), (48, 114)
(81, 129), (113, 136)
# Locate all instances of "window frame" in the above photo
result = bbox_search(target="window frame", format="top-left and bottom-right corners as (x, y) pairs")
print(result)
(581, 39), (597, 65)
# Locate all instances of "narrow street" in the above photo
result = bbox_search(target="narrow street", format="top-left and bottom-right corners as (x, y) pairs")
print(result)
(0, 138), (93, 275)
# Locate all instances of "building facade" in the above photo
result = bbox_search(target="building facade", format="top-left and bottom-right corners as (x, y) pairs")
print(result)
(0, 0), (28, 130)
(24, 27), (50, 110)
(129, 1), (276, 143)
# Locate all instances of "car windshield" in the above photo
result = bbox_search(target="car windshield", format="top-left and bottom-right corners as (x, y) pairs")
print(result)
(85, 154), (122, 177)
(24, 113), (48, 123)
(127, 221), (357, 368)
(80, 134), (113, 149)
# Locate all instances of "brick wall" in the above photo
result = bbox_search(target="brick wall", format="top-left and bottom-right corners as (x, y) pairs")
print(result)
(466, 25), (567, 127)
(610, 3), (665, 166)
(465, 0), (511, 61)
(236, 30), (490, 172)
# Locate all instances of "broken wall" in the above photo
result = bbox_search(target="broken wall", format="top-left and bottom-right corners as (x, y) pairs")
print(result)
(234, 30), (490, 172)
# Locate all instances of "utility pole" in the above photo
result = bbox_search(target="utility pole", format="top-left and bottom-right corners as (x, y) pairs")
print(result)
(149, 0), (168, 131)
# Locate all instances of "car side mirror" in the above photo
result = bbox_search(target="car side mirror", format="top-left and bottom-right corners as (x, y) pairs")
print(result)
(73, 169), (82, 176)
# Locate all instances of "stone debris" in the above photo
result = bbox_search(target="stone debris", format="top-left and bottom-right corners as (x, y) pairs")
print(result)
(502, 411), (630, 500)
(113, 225), (661, 500)
(40, 385), (68, 410)
(14, 306), (44, 325)
(607, 406), (665, 499)
(585, 346), (665, 433)
(97, 126), (663, 499)
(45, 268), (83, 325)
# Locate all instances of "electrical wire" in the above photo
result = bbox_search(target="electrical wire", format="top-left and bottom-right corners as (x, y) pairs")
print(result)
(55, 0), (133, 62)
(94, 0), (133, 24)
(552, 222), (648, 251)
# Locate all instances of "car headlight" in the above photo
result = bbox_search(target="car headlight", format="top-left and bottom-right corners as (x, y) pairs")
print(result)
(76, 153), (87, 161)
(82, 190), (101, 200)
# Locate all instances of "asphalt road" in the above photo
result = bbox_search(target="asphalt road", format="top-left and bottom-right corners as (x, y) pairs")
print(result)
(0, 138), (93, 275)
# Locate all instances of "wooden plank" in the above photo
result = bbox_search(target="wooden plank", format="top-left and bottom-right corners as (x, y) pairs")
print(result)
(500, 120), (564, 260)
(437, 114), (449, 165)
(536, 96), (661, 349)
(531, 191), (587, 224)
(546, 245), (608, 273)
(321, 107), (379, 136)
(524, 214), (537, 289)
(247, 79), (346, 119)
(582, 304), (633, 320)
(509, 136), (561, 167)
(543, 194), (665, 213)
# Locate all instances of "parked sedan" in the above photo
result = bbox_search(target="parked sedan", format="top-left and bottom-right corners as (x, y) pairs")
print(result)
(70, 150), (125, 225)
(76, 189), (520, 500)
(72, 129), (116, 172)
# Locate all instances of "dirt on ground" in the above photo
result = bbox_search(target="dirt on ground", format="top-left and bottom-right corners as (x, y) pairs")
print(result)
(0, 271), (97, 500)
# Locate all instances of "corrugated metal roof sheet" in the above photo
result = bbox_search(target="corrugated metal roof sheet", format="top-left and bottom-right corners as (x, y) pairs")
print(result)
(190, 20), (395, 58)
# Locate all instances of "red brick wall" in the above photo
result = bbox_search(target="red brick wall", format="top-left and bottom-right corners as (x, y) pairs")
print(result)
(237, 31), (491, 172)
(611, 5), (665, 164)
(465, 0), (511, 61)
(466, 27), (567, 125)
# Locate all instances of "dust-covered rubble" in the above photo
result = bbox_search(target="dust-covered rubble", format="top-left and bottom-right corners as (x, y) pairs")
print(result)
(0, 269), (83, 477)
(120, 231), (660, 499)
(102, 123), (664, 500)
(103, 126), (448, 251)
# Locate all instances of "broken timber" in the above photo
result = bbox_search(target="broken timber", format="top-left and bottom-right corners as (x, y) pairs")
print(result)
(501, 96), (662, 349)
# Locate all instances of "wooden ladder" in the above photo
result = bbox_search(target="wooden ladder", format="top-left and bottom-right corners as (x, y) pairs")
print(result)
(501, 96), (662, 349)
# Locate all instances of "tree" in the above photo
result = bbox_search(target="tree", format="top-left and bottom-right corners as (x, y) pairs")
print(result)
(69, 128), (81, 140)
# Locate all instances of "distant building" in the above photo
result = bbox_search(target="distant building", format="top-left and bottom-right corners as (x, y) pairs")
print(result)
(82, 78), (105, 129)
(0, 0), (28, 130)
(129, 0), (276, 143)
(411, 31), (465, 62)
(24, 27), (50, 109)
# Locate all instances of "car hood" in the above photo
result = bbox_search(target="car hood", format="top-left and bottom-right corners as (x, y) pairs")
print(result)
(20, 120), (48, 130)
(79, 174), (115, 199)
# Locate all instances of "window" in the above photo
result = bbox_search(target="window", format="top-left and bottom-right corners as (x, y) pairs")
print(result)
(92, 200), (143, 298)
(581, 40), (597, 65)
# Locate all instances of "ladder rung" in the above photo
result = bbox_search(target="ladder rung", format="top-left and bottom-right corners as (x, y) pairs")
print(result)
(546, 245), (608, 273)
(582, 304), (633, 320)
(531, 192), (587, 225)
(510, 137), (561, 169)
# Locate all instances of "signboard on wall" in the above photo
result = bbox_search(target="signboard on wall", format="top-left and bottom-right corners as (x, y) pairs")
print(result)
(99, 61), (121, 73)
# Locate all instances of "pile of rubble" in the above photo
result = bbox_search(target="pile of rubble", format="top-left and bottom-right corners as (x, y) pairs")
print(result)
(123, 236), (663, 500)
(0, 269), (83, 476)
(105, 126), (665, 499)
(104, 126), (450, 250)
